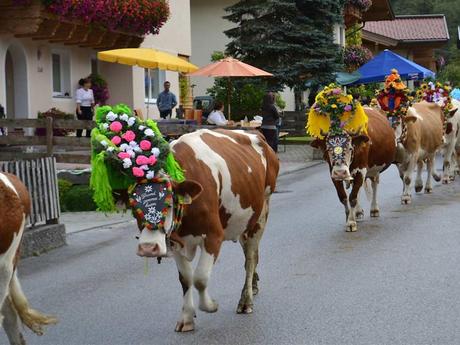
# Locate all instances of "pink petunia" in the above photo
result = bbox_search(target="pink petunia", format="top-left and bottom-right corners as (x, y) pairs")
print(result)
(118, 152), (131, 160)
(109, 121), (122, 133)
(140, 140), (152, 151)
(111, 136), (122, 145)
(123, 130), (136, 142)
(136, 155), (150, 166)
(132, 167), (145, 178)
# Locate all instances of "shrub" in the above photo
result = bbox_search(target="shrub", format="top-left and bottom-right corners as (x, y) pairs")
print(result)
(36, 108), (74, 136)
(62, 185), (97, 212)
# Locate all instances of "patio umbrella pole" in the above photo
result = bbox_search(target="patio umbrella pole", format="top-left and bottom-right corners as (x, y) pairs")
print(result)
(147, 68), (151, 119)
(227, 78), (232, 121)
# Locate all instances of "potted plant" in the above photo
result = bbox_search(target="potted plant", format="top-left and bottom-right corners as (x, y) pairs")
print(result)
(36, 108), (74, 136)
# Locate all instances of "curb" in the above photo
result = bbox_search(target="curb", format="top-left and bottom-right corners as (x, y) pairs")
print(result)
(67, 219), (135, 235)
(279, 160), (323, 177)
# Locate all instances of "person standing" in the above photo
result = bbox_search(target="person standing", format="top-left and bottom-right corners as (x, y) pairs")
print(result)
(75, 78), (95, 137)
(157, 81), (177, 119)
(260, 92), (280, 152)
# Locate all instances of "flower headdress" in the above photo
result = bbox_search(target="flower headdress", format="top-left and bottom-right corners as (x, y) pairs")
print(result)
(306, 84), (368, 139)
(416, 81), (454, 117)
(90, 104), (184, 212)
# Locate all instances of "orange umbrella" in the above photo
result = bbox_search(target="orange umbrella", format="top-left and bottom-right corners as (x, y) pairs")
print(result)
(189, 57), (273, 120)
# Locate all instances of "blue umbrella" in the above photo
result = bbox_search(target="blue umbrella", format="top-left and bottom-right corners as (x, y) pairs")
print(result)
(451, 88), (460, 101)
(352, 49), (435, 85)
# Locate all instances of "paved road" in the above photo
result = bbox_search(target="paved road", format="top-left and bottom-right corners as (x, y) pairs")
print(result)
(2, 163), (460, 345)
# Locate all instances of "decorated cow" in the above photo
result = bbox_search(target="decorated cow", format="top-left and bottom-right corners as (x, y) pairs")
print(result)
(91, 105), (279, 332)
(0, 173), (57, 345)
(308, 85), (396, 232)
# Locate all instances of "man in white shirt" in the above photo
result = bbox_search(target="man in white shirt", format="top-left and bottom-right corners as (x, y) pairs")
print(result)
(76, 78), (95, 137)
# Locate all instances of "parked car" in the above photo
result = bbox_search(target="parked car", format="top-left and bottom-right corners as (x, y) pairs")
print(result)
(193, 96), (214, 119)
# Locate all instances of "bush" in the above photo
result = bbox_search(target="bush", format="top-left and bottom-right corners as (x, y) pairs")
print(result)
(89, 73), (110, 105)
(61, 185), (97, 212)
(58, 179), (73, 211)
(36, 108), (74, 136)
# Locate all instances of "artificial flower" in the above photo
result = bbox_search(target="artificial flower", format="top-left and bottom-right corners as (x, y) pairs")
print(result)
(139, 125), (146, 130)
(100, 140), (108, 147)
(120, 143), (129, 152)
(146, 171), (155, 180)
(106, 111), (117, 121)
(127, 117), (136, 127)
(110, 121), (123, 132)
(111, 136), (122, 145)
(118, 152), (131, 160)
(136, 155), (150, 166)
(123, 130), (136, 142)
(140, 165), (150, 171)
(140, 140), (152, 151)
(107, 147), (114, 152)
(151, 147), (160, 157)
(127, 150), (135, 158)
(144, 128), (155, 137)
(119, 114), (129, 122)
(132, 167), (145, 177)
(149, 155), (157, 165)
(122, 158), (132, 169)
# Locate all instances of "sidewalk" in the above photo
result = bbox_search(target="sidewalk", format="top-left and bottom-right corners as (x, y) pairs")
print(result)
(278, 144), (323, 176)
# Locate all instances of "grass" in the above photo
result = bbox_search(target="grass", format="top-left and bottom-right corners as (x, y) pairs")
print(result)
(283, 136), (314, 144)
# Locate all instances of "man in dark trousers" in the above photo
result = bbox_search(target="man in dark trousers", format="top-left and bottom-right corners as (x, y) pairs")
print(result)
(157, 81), (177, 119)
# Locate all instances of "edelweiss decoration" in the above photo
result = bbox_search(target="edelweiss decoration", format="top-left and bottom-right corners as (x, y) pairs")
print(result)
(90, 104), (184, 213)
(416, 81), (454, 117)
(306, 84), (368, 139)
(376, 69), (413, 129)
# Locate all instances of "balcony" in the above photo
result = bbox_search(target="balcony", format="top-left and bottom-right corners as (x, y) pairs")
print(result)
(0, 0), (144, 49)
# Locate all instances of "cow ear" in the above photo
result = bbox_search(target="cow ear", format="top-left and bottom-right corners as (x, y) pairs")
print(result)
(404, 114), (418, 124)
(174, 180), (203, 204)
(449, 107), (458, 117)
(352, 135), (369, 146)
(310, 139), (324, 149)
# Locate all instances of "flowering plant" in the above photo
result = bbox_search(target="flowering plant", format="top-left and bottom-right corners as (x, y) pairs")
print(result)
(14, 0), (170, 36)
(91, 104), (184, 212)
(346, 0), (372, 12)
(343, 45), (373, 72)
(89, 74), (109, 105)
(416, 81), (454, 116)
(307, 84), (368, 139)
(36, 107), (74, 136)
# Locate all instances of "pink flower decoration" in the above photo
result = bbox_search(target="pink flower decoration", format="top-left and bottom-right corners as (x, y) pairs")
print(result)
(344, 105), (352, 112)
(109, 121), (122, 133)
(136, 155), (150, 166)
(132, 167), (145, 178)
(111, 136), (122, 145)
(148, 155), (157, 165)
(123, 130), (136, 142)
(118, 152), (131, 160)
(140, 140), (152, 151)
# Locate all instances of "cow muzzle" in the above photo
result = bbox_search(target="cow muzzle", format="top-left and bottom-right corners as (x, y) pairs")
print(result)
(137, 243), (163, 257)
(331, 167), (352, 181)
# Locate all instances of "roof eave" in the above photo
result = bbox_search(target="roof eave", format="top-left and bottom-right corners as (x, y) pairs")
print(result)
(362, 30), (398, 47)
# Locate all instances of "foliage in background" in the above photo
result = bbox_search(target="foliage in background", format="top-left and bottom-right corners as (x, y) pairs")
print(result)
(36, 108), (74, 136)
(437, 64), (460, 87)
(206, 51), (286, 121)
(346, 23), (363, 46)
(178, 74), (190, 105)
(14, 0), (170, 36)
(58, 179), (97, 212)
(89, 73), (110, 105)
(343, 45), (373, 72)
(225, 0), (345, 92)
(346, 0), (372, 12)
(348, 83), (381, 104)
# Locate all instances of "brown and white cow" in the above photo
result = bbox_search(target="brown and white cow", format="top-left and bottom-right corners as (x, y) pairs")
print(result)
(0, 173), (56, 345)
(311, 108), (396, 232)
(442, 99), (460, 183)
(395, 101), (444, 204)
(135, 129), (279, 332)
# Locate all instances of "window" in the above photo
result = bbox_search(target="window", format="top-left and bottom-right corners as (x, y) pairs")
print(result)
(145, 68), (166, 104)
(52, 51), (71, 97)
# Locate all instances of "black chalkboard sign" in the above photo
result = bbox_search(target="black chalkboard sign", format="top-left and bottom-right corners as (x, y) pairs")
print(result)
(130, 182), (171, 229)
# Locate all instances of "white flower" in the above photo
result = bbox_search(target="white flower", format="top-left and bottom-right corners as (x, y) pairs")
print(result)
(102, 123), (109, 130)
(134, 146), (142, 153)
(144, 128), (155, 137)
(122, 158), (132, 169)
(129, 141), (138, 147)
(120, 143), (129, 152)
(151, 147), (160, 157)
(139, 125), (146, 130)
(100, 140), (108, 147)
(140, 165), (149, 171)
(119, 114), (129, 122)
(146, 171), (155, 180)
(127, 117), (136, 127)
(127, 150), (135, 158)
(106, 111), (117, 121)
(107, 147), (115, 152)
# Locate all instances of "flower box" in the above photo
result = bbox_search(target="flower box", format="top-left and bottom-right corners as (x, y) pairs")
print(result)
(344, 4), (363, 28)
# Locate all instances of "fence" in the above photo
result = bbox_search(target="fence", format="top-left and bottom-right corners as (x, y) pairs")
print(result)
(0, 157), (60, 226)
(0, 118), (94, 164)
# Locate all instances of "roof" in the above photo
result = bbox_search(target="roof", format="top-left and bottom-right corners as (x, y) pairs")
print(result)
(363, 0), (394, 22)
(364, 15), (450, 43)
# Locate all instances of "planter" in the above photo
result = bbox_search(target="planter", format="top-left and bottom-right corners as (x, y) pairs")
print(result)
(344, 4), (363, 28)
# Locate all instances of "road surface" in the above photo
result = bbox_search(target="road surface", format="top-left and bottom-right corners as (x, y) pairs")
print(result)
(2, 163), (460, 345)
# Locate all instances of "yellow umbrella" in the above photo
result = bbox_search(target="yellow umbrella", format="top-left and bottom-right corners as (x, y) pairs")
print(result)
(98, 48), (198, 73)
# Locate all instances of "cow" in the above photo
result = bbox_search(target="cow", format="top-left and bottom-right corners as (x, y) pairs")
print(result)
(395, 101), (444, 204)
(442, 99), (460, 183)
(311, 108), (396, 232)
(0, 172), (56, 345)
(135, 129), (279, 332)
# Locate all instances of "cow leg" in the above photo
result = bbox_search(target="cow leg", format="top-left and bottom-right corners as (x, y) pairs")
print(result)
(370, 175), (380, 218)
(346, 171), (364, 232)
(237, 199), (269, 314)
(333, 180), (349, 221)
(2, 296), (25, 345)
(425, 155), (436, 194)
(415, 160), (424, 193)
(173, 252), (196, 332)
(400, 156), (416, 204)
(355, 199), (364, 220)
(442, 142), (455, 184)
(195, 245), (219, 314)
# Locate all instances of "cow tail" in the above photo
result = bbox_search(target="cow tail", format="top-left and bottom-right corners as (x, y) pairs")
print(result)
(363, 177), (372, 202)
(9, 272), (57, 335)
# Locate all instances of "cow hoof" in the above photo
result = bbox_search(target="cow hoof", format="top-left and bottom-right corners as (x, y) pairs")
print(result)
(175, 320), (195, 332)
(442, 178), (450, 185)
(237, 303), (253, 314)
(433, 174), (441, 182)
(401, 196), (411, 205)
(370, 210), (380, 218)
(199, 300), (218, 313)
(425, 188), (433, 194)
(356, 211), (364, 220)
(415, 185), (423, 193)
(346, 222), (357, 232)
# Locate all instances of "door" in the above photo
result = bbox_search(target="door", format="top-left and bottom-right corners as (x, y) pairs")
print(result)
(5, 50), (15, 118)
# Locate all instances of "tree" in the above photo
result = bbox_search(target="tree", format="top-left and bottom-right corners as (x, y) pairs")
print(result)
(224, 0), (345, 92)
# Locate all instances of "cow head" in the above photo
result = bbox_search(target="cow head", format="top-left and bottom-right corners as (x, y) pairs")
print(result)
(312, 132), (369, 181)
(137, 180), (203, 258)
